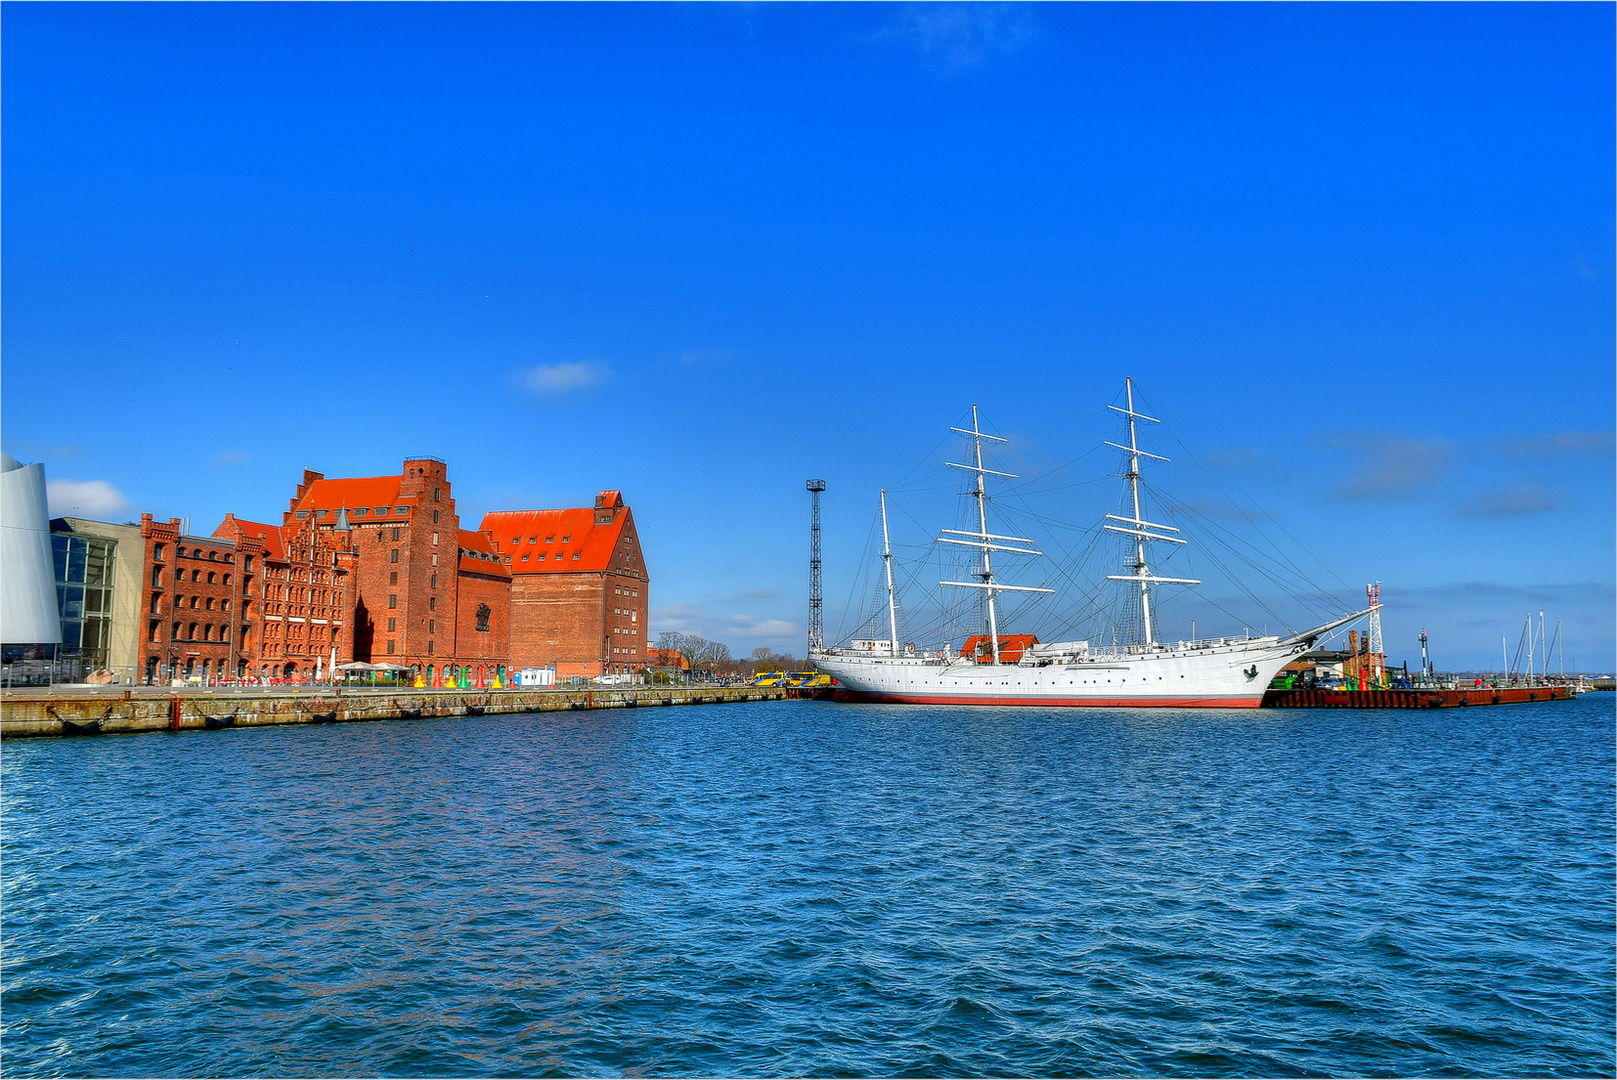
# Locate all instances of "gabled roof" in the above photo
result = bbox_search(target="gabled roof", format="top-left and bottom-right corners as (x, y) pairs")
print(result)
(480, 498), (637, 575)
(458, 529), (512, 579)
(292, 476), (416, 519)
(217, 516), (286, 561)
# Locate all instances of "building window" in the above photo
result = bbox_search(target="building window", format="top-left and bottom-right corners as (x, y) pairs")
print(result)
(387, 640), (396, 654)
(431, 554), (437, 567)
(390, 571), (398, 585)
(392, 527), (401, 541)
(432, 532), (438, 546)
(428, 597), (436, 611)
(427, 640), (435, 654)
(430, 573), (437, 588)
(433, 510), (440, 524)
(429, 619), (435, 633)
(153, 544), (165, 561)
(387, 617), (395, 631)
(192, 570), (201, 582)
(388, 594), (397, 609)
(207, 572), (216, 584)
(223, 574), (231, 586)
(434, 488), (440, 502)
(391, 549), (399, 563)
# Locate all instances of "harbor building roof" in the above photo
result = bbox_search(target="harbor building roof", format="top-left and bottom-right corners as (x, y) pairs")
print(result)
(480, 490), (641, 577)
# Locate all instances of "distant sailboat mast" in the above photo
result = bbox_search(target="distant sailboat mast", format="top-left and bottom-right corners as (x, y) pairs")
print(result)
(937, 404), (1051, 664)
(1104, 377), (1199, 646)
(880, 489), (899, 656)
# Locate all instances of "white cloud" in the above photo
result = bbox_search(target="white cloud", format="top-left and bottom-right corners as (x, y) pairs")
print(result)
(47, 479), (130, 519)
(525, 361), (609, 395)
(878, 3), (1041, 72)
(649, 604), (801, 652)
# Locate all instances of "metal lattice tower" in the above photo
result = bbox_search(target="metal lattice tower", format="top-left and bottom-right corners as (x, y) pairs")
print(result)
(806, 479), (826, 653)
(1366, 581), (1384, 683)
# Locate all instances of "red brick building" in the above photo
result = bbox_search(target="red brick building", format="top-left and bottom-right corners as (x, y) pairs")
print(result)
(134, 460), (639, 685)
(215, 513), (358, 681)
(481, 490), (649, 679)
(137, 515), (264, 685)
(273, 457), (512, 685)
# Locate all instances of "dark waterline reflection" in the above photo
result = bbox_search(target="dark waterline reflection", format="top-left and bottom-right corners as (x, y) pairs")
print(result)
(4, 698), (1613, 1077)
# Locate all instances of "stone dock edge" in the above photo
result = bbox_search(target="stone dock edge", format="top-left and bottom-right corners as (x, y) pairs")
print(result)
(0, 686), (791, 739)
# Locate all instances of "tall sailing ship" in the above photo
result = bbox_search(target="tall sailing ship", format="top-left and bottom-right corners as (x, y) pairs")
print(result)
(811, 379), (1367, 708)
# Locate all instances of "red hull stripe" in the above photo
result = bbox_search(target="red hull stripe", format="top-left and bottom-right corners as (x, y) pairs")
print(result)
(832, 690), (1264, 708)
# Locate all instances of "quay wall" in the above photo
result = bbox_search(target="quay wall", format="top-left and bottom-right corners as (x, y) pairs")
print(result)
(0, 685), (789, 739)
(1263, 684), (1578, 709)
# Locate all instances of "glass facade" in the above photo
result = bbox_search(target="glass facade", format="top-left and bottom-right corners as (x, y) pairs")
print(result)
(52, 533), (116, 671)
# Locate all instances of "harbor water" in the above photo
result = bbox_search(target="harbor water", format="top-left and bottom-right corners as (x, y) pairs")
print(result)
(3, 696), (1613, 1077)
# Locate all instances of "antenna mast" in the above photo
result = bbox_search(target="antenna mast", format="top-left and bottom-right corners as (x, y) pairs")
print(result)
(1104, 378), (1198, 645)
(806, 478), (826, 653)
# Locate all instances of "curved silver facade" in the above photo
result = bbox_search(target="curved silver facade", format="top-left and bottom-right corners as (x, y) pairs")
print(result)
(2, 453), (63, 644)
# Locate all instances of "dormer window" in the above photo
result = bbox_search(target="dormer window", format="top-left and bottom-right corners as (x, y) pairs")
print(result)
(375, 507), (388, 516)
(353, 508), (368, 517)
(561, 535), (571, 544)
(545, 535), (554, 544)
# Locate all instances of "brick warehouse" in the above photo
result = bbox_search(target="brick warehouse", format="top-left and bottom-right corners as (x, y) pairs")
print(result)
(272, 458), (511, 684)
(215, 511), (358, 680)
(128, 458), (641, 684)
(137, 515), (265, 684)
(481, 490), (650, 679)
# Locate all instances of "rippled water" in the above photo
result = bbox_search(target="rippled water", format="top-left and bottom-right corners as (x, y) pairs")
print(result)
(4, 696), (1613, 1078)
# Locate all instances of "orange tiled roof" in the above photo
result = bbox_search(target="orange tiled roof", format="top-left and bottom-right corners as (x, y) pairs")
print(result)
(217, 517), (286, 561)
(293, 476), (416, 520)
(960, 633), (1039, 663)
(480, 504), (630, 575)
(457, 529), (511, 578)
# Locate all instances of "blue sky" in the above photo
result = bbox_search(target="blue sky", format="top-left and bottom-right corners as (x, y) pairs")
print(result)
(5, 3), (1612, 671)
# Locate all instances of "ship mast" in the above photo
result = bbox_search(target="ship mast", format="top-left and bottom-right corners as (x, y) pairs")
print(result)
(880, 489), (899, 656)
(938, 405), (1052, 664)
(1104, 378), (1199, 646)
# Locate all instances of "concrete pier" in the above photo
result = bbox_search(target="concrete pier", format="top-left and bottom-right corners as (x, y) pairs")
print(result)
(0, 685), (790, 739)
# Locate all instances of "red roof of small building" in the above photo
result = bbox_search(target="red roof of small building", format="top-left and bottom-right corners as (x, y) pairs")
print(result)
(960, 633), (1039, 663)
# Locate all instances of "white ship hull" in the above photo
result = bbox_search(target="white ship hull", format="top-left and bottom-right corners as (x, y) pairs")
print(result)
(814, 632), (1324, 709)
